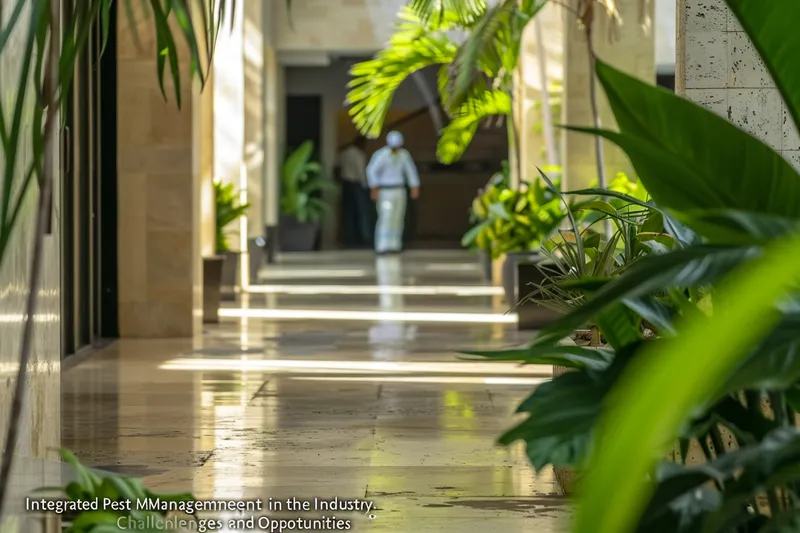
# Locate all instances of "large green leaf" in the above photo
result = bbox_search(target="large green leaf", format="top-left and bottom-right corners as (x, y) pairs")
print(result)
(679, 209), (800, 245)
(462, 344), (614, 371)
(574, 231), (800, 533)
(500, 342), (641, 471)
(724, 0), (800, 139)
(591, 60), (800, 219)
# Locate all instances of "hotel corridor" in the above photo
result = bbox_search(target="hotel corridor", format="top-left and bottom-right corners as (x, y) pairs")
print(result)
(62, 251), (570, 532)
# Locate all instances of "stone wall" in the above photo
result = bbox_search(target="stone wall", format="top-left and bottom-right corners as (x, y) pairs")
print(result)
(562, 0), (656, 190)
(0, 1), (61, 530)
(274, 0), (405, 52)
(116, 2), (209, 337)
(677, 0), (800, 171)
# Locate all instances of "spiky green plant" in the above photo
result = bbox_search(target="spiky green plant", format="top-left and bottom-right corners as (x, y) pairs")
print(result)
(214, 180), (250, 253)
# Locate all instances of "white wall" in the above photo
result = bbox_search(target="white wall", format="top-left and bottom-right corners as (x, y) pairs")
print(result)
(656, 0), (677, 73)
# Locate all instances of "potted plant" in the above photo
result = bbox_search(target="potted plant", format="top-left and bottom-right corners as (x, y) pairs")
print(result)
(463, 175), (572, 305)
(203, 180), (250, 322)
(279, 141), (333, 252)
(463, 163), (511, 282)
(216, 180), (251, 291)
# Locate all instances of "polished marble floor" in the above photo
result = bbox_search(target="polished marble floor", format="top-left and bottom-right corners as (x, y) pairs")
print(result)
(63, 251), (570, 532)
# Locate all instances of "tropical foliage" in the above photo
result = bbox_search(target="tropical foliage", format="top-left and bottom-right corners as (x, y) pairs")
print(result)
(470, 1), (800, 532)
(214, 180), (250, 253)
(347, 1), (547, 166)
(280, 141), (333, 223)
(462, 170), (569, 260)
(42, 450), (196, 533)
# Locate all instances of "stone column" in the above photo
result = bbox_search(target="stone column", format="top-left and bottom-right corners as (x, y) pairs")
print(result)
(263, 1), (283, 262)
(244, 0), (265, 243)
(516, 2), (564, 184)
(562, 0), (655, 190)
(0, 2), (61, 528)
(117, 3), (208, 337)
(677, 0), (794, 167)
(213, 3), (245, 261)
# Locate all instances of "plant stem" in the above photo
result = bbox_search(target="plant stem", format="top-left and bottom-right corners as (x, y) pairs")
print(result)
(507, 111), (521, 187)
(533, 15), (557, 167)
(583, 20), (611, 240)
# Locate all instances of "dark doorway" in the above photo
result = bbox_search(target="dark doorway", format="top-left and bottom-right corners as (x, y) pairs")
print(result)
(286, 96), (322, 158)
(657, 72), (676, 92)
(285, 95), (323, 250)
(62, 0), (118, 356)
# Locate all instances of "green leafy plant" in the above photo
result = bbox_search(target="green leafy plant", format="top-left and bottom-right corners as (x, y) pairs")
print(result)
(214, 180), (250, 253)
(280, 141), (332, 224)
(40, 449), (195, 532)
(462, 172), (570, 260)
(462, 161), (510, 250)
(469, 1), (800, 532)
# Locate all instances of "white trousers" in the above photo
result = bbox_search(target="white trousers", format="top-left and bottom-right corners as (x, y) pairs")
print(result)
(375, 188), (407, 252)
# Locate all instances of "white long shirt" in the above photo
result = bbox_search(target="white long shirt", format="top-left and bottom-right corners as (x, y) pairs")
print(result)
(366, 147), (420, 189)
(338, 145), (368, 186)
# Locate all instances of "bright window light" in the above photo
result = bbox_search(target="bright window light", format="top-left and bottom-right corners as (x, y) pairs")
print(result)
(246, 284), (504, 296)
(217, 308), (517, 324)
(257, 269), (369, 279)
(289, 376), (548, 385)
(159, 359), (550, 374)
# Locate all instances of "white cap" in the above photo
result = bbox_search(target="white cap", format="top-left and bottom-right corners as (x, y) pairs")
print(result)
(386, 131), (404, 148)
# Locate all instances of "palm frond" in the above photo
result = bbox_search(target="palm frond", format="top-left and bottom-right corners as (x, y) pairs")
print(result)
(447, 0), (546, 113)
(436, 63), (490, 115)
(346, 8), (458, 137)
(408, 0), (487, 27)
(437, 89), (511, 164)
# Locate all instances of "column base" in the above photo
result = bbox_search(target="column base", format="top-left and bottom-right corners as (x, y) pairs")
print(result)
(265, 225), (278, 264)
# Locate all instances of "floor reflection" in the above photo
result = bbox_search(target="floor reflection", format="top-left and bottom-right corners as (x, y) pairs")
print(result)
(369, 255), (416, 355)
(62, 251), (569, 532)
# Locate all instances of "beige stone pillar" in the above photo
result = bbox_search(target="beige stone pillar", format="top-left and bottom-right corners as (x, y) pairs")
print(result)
(213, 3), (245, 256)
(244, 0), (265, 241)
(677, 0), (794, 168)
(562, 0), (655, 190)
(117, 3), (206, 337)
(263, 1), (283, 261)
(516, 3), (564, 184)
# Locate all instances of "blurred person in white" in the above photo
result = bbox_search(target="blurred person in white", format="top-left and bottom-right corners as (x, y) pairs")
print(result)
(366, 131), (420, 255)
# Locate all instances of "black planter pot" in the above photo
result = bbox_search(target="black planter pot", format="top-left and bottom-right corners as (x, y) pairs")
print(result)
(220, 251), (239, 301)
(203, 257), (224, 323)
(502, 251), (542, 305)
(279, 215), (319, 252)
(517, 259), (561, 330)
